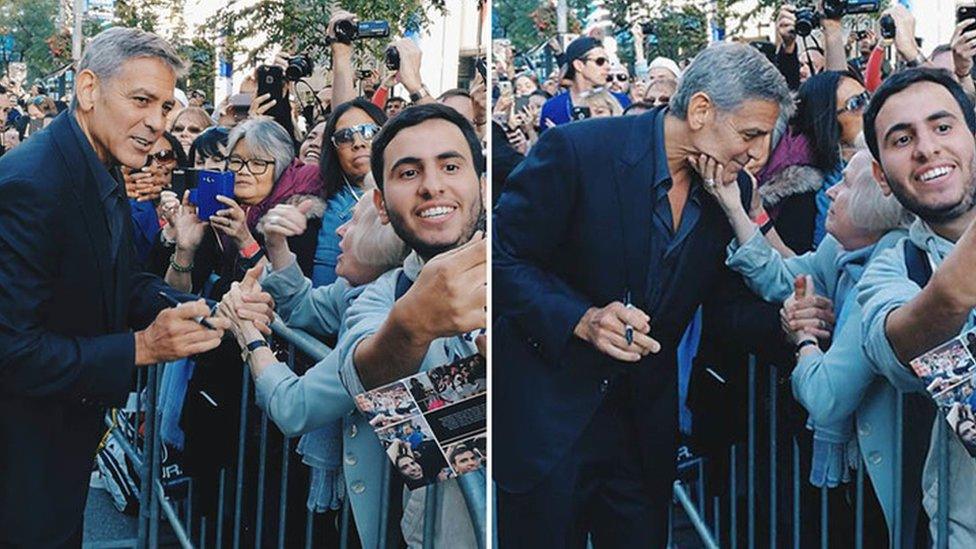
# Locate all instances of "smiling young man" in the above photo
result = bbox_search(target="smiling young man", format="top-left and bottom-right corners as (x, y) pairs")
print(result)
(857, 67), (976, 545)
(493, 42), (792, 547)
(0, 28), (235, 546)
(332, 103), (486, 547)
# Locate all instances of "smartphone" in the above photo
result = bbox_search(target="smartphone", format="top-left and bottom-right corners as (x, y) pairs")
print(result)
(497, 80), (513, 96)
(256, 65), (291, 124)
(514, 95), (530, 113)
(170, 168), (197, 198)
(958, 5), (976, 35)
(188, 170), (235, 221)
(476, 57), (487, 80)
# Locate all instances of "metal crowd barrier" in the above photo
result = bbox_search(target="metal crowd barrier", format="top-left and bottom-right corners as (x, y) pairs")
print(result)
(668, 356), (952, 549)
(102, 317), (487, 548)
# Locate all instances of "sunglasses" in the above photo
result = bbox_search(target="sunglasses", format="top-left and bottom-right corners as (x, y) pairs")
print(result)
(585, 56), (609, 67)
(172, 124), (203, 134)
(331, 123), (380, 147)
(607, 74), (628, 82)
(146, 149), (177, 165)
(838, 91), (870, 114)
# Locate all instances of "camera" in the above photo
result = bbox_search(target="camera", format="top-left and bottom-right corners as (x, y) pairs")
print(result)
(332, 19), (391, 44)
(823, 0), (879, 19)
(795, 8), (821, 37)
(640, 21), (654, 36)
(570, 106), (590, 121)
(285, 54), (313, 81)
(879, 14), (896, 40)
(385, 45), (400, 71)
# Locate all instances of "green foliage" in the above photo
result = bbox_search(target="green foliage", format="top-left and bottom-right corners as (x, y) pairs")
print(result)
(206, 0), (447, 73)
(0, 0), (59, 81)
(178, 38), (215, 102)
(492, 0), (588, 54)
(113, 0), (163, 32)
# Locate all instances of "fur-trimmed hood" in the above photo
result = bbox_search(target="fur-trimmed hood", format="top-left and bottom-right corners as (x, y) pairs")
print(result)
(253, 193), (326, 234)
(758, 164), (823, 208)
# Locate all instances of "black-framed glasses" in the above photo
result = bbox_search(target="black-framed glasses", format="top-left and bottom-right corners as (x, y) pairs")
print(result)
(146, 149), (177, 165)
(838, 91), (870, 114)
(607, 74), (628, 82)
(585, 56), (609, 67)
(331, 123), (381, 147)
(226, 156), (275, 175)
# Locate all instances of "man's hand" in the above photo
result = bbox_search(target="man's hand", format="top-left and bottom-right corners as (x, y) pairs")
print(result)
(249, 93), (278, 119)
(260, 199), (315, 270)
(777, 5), (797, 52)
(398, 233), (487, 342)
(391, 39), (424, 94)
(780, 275), (834, 344)
(135, 299), (231, 365)
(883, 3), (920, 61)
(327, 9), (357, 56)
(690, 154), (742, 212)
(952, 20), (976, 78)
(124, 167), (167, 202)
(573, 302), (661, 362)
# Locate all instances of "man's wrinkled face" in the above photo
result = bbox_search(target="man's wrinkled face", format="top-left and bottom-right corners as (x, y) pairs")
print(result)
(80, 57), (177, 169)
(377, 118), (483, 260)
(873, 82), (976, 223)
(691, 98), (780, 181)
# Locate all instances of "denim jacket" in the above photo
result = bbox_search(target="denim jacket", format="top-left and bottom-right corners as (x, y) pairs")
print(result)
(858, 219), (976, 547)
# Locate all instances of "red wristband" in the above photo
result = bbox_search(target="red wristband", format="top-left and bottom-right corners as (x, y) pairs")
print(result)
(752, 209), (770, 227)
(239, 240), (261, 259)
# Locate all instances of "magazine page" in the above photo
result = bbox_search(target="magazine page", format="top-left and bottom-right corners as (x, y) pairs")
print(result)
(909, 328), (976, 456)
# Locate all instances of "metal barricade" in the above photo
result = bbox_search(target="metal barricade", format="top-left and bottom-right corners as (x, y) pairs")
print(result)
(667, 356), (953, 549)
(101, 317), (487, 548)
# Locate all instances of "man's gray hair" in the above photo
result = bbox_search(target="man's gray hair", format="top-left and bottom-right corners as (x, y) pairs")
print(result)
(670, 42), (793, 121)
(226, 118), (295, 182)
(72, 27), (184, 110)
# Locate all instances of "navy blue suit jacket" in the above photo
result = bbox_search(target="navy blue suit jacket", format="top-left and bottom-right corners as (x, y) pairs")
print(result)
(0, 112), (179, 544)
(493, 110), (761, 495)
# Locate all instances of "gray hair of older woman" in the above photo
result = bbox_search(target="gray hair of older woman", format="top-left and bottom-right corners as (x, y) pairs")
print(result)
(846, 149), (915, 232)
(670, 42), (793, 121)
(72, 27), (184, 111)
(347, 188), (409, 271)
(225, 118), (295, 182)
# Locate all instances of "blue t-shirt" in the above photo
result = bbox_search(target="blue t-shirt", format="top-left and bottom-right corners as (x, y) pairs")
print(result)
(539, 90), (632, 128)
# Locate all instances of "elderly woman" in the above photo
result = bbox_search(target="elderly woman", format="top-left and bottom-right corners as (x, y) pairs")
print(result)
(165, 117), (323, 294)
(220, 188), (409, 549)
(313, 98), (387, 286)
(697, 150), (915, 543)
(169, 106), (214, 156)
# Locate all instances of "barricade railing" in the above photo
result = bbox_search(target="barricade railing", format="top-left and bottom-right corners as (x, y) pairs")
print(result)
(102, 316), (487, 548)
(668, 355), (952, 549)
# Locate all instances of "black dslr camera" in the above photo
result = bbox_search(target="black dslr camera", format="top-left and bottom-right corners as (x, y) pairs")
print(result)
(286, 54), (313, 81)
(331, 20), (391, 44)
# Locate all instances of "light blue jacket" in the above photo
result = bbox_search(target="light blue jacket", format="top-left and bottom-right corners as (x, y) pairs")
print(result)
(726, 228), (907, 541)
(857, 220), (976, 547)
(256, 255), (479, 548)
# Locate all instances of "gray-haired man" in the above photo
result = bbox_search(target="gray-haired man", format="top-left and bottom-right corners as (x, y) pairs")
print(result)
(494, 42), (792, 546)
(0, 27), (243, 545)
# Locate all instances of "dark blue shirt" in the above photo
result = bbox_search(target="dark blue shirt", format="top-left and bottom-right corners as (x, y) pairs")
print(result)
(645, 108), (703, 312)
(540, 90), (632, 128)
(67, 112), (126, 262)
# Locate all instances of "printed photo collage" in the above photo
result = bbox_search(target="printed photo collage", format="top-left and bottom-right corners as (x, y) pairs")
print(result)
(910, 328), (976, 457)
(353, 354), (487, 489)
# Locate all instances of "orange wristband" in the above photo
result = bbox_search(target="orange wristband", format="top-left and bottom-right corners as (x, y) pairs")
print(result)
(239, 240), (261, 259)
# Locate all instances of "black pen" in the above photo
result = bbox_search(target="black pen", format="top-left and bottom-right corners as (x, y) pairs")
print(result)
(158, 291), (217, 330)
(624, 290), (634, 346)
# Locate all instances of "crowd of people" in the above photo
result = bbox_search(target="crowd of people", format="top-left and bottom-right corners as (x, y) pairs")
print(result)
(494, 2), (976, 547)
(0, 5), (486, 547)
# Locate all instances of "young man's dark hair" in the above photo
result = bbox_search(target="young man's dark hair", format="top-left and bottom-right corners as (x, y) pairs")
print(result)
(863, 67), (976, 162)
(448, 443), (475, 465)
(385, 96), (406, 108)
(370, 103), (485, 190)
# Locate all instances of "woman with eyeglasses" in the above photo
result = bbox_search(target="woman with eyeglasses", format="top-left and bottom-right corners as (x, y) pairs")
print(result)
(169, 106), (214, 156)
(313, 98), (388, 286)
(752, 69), (870, 255)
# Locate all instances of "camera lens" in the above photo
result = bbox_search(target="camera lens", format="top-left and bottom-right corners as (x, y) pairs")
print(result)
(286, 55), (313, 82)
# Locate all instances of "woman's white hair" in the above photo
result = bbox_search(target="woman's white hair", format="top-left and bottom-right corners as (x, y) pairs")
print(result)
(226, 118), (295, 182)
(347, 187), (409, 271)
(846, 148), (915, 232)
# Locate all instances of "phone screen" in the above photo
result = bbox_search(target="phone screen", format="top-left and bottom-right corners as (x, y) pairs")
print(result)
(959, 6), (976, 34)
